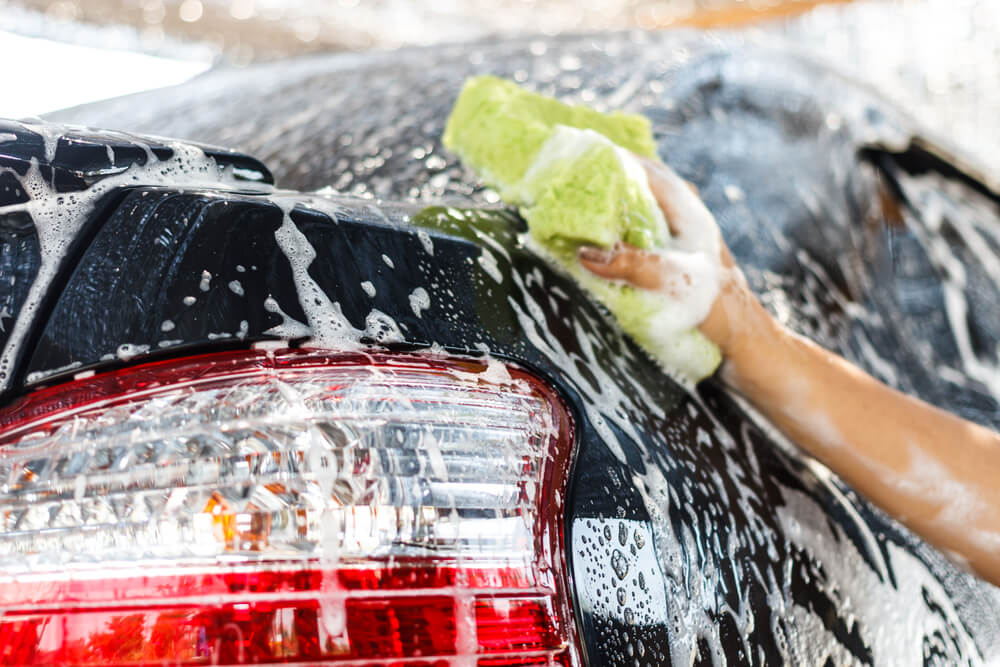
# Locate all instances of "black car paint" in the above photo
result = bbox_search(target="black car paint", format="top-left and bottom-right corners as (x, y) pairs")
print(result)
(51, 32), (1000, 430)
(2, 30), (999, 665)
(0, 121), (272, 385)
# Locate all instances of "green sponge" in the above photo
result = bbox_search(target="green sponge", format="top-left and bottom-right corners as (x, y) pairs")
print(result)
(443, 75), (656, 191)
(442, 76), (722, 382)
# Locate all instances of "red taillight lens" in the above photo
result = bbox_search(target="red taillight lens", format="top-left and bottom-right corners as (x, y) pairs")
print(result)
(0, 349), (579, 666)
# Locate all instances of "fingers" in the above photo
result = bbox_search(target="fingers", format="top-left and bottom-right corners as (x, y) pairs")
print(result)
(578, 243), (699, 294)
(578, 242), (721, 333)
(577, 245), (614, 266)
(578, 243), (666, 291)
(575, 156), (755, 353)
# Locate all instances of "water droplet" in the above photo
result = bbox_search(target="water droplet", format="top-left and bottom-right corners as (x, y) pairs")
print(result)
(611, 549), (629, 580)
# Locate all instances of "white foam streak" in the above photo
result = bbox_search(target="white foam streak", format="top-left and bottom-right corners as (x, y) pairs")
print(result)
(0, 132), (255, 388)
(775, 486), (978, 664)
(903, 177), (1000, 400)
(272, 202), (363, 350)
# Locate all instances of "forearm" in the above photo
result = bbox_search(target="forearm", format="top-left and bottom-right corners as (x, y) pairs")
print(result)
(724, 314), (1000, 583)
(578, 158), (1000, 582)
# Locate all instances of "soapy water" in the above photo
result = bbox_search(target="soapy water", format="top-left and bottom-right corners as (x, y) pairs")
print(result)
(400, 204), (993, 664)
(2, 121), (996, 663)
(0, 119), (267, 388)
(0, 348), (568, 665)
(7, 29), (1000, 665)
(51, 26), (997, 422)
(8, 135), (998, 667)
(498, 212), (986, 665)
(893, 173), (1000, 400)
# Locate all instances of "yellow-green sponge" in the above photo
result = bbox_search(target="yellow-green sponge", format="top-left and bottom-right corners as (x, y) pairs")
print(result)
(443, 75), (722, 382)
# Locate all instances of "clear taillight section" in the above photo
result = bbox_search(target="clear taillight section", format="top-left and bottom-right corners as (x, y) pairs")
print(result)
(0, 350), (578, 666)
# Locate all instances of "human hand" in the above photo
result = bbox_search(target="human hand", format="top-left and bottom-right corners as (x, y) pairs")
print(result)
(579, 167), (1000, 587)
(578, 158), (777, 367)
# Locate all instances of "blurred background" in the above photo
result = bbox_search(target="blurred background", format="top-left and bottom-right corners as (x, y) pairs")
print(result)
(1, 0), (998, 174)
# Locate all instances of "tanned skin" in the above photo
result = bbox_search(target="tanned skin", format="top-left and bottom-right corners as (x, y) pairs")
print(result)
(579, 158), (1000, 585)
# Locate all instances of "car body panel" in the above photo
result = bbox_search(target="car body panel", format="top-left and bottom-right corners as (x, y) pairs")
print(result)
(51, 31), (1000, 427)
(2, 30), (998, 666)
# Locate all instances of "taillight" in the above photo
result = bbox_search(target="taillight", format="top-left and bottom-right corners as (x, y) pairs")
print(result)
(0, 349), (579, 666)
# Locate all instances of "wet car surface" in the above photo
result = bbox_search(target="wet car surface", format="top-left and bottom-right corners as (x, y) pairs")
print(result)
(2, 29), (999, 666)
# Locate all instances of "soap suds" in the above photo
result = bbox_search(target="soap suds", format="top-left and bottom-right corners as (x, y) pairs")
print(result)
(899, 174), (1000, 402)
(409, 287), (430, 318)
(263, 295), (312, 339)
(520, 126), (669, 250)
(724, 184), (745, 202)
(360, 281), (376, 297)
(476, 248), (503, 285)
(416, 229), (435, 255)
(24, 361), (82, 384)
(116, 343), (150, 361)
(477, 354), (514, 385)
(773, 486), (978, 664)
(228, 280), (245, 296)
(272, 202), (364, 349)
(861, 443), (1000, 554)
(775, 376), (849, 451)
(364, 309), (404, 343)
(0, 124), (260, 388)
(643, 248), (722, 337)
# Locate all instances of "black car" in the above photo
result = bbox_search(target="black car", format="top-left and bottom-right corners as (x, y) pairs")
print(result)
(1, 32), (998, 666)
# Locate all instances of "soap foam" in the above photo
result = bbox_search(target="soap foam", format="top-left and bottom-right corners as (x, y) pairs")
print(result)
(408, 287), (430, 318)
(0, 123), (265, 389)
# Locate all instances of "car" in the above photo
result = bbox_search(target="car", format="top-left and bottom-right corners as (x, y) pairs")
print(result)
(1, 30), (999, 666)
